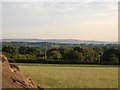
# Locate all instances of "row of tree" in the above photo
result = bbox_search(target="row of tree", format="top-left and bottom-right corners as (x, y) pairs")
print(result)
(2, 45), (120, 64)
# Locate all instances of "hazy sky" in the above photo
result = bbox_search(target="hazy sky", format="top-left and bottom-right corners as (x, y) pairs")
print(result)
(2, 1), (118, 41)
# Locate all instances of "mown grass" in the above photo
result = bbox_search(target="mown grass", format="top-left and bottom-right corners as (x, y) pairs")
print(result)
(16, 63), (118, 88)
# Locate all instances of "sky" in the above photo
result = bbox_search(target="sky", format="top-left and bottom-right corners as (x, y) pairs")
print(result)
(2, 0), (119, 41)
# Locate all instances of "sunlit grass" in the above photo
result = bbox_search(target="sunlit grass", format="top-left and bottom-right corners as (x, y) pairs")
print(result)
(17, 64), (118, 88)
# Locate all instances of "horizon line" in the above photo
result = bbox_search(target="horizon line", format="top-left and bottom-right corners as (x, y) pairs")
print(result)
(1, 38), (118, 42)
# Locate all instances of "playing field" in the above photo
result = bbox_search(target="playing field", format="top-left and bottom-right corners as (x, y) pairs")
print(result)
(16, 63), (118, 88)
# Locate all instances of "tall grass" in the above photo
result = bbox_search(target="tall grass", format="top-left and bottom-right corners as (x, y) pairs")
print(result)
(18, 64), (118, 88)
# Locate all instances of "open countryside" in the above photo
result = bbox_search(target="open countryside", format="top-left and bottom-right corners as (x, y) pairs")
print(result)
(16, 63), (118, 88)
(2, 1), (119, 89)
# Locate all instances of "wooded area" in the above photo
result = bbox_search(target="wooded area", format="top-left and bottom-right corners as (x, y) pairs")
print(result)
(2, 42), (120, 65)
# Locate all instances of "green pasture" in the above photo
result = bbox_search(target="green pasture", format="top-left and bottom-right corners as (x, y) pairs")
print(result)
(15, 63), (118, 88)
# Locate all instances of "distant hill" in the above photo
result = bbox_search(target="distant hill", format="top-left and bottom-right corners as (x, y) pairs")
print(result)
(2, 39), (118, 45)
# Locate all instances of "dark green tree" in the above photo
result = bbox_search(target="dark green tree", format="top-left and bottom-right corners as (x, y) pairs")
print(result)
(2, 45), (18, 55)
(102, 48), (120, 64)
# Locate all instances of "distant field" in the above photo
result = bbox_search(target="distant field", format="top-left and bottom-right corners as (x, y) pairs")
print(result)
(16, 63), (118, 88)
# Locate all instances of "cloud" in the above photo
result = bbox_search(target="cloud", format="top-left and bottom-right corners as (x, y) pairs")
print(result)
(2, 2), (118, 41)
(2, 0), (120, 2)
(3, 2), (117, 25)
(0, 3), (2, 39)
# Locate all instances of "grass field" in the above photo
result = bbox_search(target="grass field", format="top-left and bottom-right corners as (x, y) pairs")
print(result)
(15, 63), (118, 88)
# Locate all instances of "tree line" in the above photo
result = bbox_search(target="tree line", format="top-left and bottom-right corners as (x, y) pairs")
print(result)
(2, 44), (120, 64)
